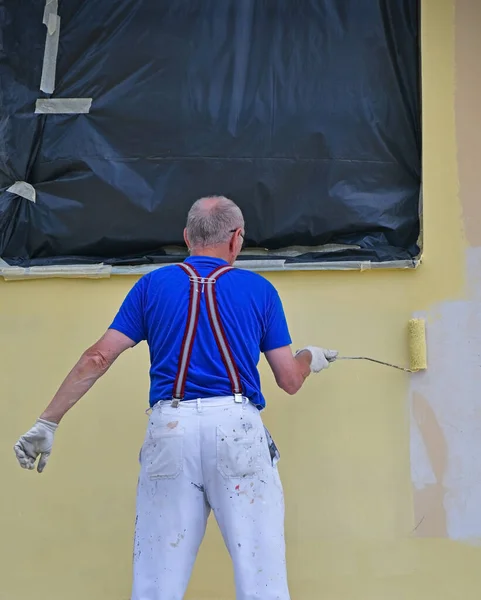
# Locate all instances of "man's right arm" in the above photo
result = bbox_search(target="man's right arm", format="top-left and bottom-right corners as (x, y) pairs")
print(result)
(13, 276), (148, 473)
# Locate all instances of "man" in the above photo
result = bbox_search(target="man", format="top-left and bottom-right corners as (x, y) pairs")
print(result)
(14, 196), (337, 600)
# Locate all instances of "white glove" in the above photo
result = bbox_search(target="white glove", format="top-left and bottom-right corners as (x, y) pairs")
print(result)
(14, 419), (58, 473)
(295, 346), (338, 373)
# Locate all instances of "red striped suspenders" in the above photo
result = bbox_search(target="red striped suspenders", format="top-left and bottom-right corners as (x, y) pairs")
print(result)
(171, 263), (243, 408)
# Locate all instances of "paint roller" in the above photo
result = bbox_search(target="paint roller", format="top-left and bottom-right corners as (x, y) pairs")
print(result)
(330, 318), (427, 373)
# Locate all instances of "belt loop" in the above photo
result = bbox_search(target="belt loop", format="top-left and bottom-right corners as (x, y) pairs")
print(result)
(234, 393), (243, 404)
(171, 398), (180, 408)
(197, 398), (202, 412)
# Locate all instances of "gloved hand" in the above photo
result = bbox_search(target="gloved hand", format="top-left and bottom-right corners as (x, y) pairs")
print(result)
(295, 346), (338, 373)
(14, 418), (58, 473)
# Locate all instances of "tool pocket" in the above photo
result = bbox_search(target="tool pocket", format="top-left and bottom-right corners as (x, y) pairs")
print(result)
(263, 426), (280, 466)
(142, 426), (185, 479)
(216, 426), (262, 479)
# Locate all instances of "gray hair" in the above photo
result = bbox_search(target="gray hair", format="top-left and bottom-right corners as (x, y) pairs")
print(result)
(186, 196), (244, 248)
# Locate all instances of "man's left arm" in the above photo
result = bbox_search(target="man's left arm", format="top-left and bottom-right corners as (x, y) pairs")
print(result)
(14, 329), (135, 473)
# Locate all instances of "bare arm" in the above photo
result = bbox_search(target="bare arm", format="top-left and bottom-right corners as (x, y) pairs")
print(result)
(40, 329), (136, 424)
(265, 346), (312, 395)
(14, 329), (136, 472)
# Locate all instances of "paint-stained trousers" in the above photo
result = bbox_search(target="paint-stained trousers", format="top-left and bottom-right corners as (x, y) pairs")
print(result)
(131, 396), (290, 600)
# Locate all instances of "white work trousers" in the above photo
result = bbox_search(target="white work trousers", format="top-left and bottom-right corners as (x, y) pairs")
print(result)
(131, 396), (290, 600)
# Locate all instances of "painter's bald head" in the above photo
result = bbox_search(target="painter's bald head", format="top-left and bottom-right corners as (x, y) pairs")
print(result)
(185, 196), (244, 249)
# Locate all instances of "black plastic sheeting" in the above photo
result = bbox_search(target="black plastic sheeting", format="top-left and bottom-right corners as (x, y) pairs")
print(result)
(0, 0), (421, 267)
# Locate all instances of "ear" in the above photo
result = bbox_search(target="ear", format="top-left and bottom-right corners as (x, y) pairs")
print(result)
(183, 228), (190, 249)
(228, 229), (238, 253)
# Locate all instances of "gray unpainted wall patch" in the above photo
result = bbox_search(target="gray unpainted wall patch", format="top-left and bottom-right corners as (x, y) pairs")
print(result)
(6, 181), (36, 203)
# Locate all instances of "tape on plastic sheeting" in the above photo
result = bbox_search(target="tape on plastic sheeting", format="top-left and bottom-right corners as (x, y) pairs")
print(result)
(6, 181), (36, 203)
(40, 12), (60, 94)
(43, 0), (58, 25)
(0, 264), (113, 281)
(0, 259), (420, 280)
(35, 98), (92, 114)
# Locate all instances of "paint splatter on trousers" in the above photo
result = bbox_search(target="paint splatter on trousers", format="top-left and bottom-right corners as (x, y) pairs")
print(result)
(131, 396), (290, 600)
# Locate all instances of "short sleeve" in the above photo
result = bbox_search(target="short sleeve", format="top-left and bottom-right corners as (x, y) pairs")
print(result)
(260, 285), (292, 353)
(109, 276), (148, 344)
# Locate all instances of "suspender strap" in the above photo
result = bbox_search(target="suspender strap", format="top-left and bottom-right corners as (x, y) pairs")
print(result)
(171, 263), (243, 407)
(204, 266), (243, 400)
(172, 263), (202, 403)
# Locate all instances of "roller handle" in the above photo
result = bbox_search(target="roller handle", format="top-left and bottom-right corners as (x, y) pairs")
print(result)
(329, 355), (413, 373)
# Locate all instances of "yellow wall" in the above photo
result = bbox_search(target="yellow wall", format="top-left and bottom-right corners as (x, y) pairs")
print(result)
(2, 0), (480, 597)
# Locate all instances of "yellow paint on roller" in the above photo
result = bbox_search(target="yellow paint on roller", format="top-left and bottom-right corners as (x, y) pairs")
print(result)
(337, 318), (428, 373)
(408, 318), (428, 371)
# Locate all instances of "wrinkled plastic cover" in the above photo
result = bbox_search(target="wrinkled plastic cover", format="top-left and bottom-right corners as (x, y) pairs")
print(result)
(0, 0), (420, 267)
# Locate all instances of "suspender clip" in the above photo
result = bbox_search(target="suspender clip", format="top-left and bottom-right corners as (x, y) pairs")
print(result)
(171, 398), (180, 408)
(189, 276), (217, 285)
(234, 393), (243, 404)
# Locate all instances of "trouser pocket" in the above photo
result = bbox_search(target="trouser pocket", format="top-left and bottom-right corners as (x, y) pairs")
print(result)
(141, 425), (185, 479)
(216, 426), (263, 478)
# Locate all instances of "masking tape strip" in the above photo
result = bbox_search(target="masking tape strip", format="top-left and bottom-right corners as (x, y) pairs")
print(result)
(0, 264), (112, 281)
(6, 181), (36, 203)
(0, 259), (420, 280)
(242, 259), (419, 272)
(35, 98), (92, 114)
(43, 0), (58, 26)
(112, 259), (419, 273)
(40, 13), (60, 94)
(417, 188), (424, 255)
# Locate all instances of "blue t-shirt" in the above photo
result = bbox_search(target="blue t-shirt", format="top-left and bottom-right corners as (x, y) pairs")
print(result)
(109, 256), (292, 409)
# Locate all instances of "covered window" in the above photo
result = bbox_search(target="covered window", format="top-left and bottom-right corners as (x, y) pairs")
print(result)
(0, 0), (420, 274)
